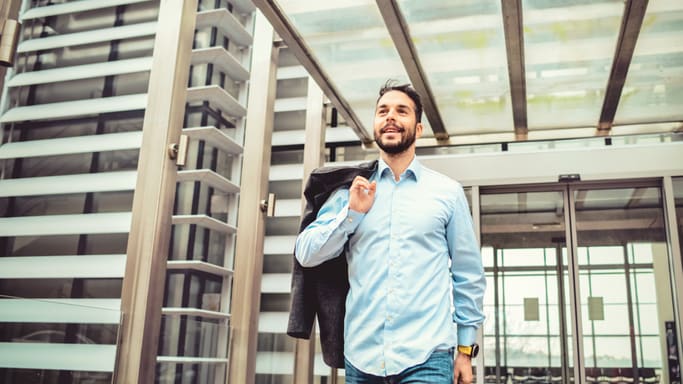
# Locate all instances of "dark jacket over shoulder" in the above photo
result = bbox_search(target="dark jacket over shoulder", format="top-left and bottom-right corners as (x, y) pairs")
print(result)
(287, 160), (378, 368)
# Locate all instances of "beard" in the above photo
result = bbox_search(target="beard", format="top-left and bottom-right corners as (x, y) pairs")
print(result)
(374, 124), (417, 154)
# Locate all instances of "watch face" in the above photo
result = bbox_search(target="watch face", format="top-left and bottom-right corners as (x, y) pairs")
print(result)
(471, 344), (480, 358)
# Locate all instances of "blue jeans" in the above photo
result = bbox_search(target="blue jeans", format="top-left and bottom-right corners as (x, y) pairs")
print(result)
(344, 349), (454, 384)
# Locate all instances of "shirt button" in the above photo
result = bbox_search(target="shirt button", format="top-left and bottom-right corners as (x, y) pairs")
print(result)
(348, 217), (353, 223)
(381, 361), (385, 369)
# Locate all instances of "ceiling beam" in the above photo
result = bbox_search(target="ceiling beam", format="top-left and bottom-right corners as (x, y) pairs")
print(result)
(252, 0), (373, 144)
(409, 121), (681, 148)
(376, 0), (448, 141)
(500, 0), (528, 140)
(598, 0), (648, 134)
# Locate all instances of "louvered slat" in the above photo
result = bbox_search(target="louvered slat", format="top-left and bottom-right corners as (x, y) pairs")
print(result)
(0, 171), (137, 198)
(269, 164), (303, 181)
(0, 212), (131, 237)
(0, 299), (121, 324)
(263, 236), (296, 255)
(196, 9), (252, 47)
(261, 273), (291, 294)
(191, 47), (249, 82)
(227, 0), (256, 14)
(161, 308), (230, 320)
(271, 126), (358, 147)
(167, 260), (233, 277)
(258, 312), (288, 333)
(157, 356), (229, 364)
(176, 169), (239, 194)
(276, 65), (307, 80)
(182, 126), (243, 155)
(17, 22), (157, 53)
(21, 0), (152, 21)
(274, 97), (307, 113)
(273, 198), (300, 217)
(171, 215), (236, 234)
(0, 131), (142, 160)
(0, 343), (116, 372)
(186, 85), (246, 117)
(0, 93), (147, 123)
(7, 57), (152, 87)
(0, 255), (126, 279)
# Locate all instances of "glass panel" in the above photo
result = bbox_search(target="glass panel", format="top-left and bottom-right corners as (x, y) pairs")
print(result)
(574, 185), (671, 382)
(523, 0), (624, 129)
(397, 0), (513, 136)
(675, 177), (683, 287)
(480, 189), (571, 383)
(278, 1), (427, 137)
(614, 0), (683, 125)
(157, 313), (229, 383)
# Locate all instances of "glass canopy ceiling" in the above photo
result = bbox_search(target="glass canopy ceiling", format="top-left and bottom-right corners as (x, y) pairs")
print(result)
(254, 0), (683, 146)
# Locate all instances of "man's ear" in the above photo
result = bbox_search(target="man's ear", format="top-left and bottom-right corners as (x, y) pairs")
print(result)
(415, 122), (423, 139)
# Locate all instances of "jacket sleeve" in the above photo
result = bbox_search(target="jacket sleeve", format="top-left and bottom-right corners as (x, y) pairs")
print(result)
(295, 188), (364, 267)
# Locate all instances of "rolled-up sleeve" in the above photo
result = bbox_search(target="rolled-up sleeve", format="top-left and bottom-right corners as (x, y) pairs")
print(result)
(447, 185), (486, 346)
(295, 188), (365, 267)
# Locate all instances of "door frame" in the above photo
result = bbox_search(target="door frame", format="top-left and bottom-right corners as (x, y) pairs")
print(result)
(479, 177), (677, 383)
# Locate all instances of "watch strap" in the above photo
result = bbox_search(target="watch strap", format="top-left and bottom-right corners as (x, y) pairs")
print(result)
(457, 344), (473, 356)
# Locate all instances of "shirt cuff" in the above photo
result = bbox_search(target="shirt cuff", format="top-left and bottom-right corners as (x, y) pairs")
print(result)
(338, 205), (364, 233)
(457, 325), (478, 346)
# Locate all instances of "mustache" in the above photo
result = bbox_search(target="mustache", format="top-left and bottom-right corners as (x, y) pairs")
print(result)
(380, 124), (404, 134)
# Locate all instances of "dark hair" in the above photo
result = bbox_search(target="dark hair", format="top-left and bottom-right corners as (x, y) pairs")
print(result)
(377, 80), (423, 123)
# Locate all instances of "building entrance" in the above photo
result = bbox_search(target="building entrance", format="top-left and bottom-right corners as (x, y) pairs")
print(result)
(479, 181), (677, 384)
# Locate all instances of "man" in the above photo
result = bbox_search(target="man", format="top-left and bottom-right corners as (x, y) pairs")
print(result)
(295, 81), (486, 383)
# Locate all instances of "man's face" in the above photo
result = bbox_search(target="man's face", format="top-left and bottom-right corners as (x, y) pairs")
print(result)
(373, 90), (423, 154)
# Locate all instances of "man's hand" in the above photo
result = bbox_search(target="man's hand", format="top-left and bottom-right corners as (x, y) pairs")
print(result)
(453, 353), (473, 384)
(349, 176), (376, 213)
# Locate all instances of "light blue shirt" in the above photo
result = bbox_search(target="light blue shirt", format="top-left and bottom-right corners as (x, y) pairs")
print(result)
(295, 157), (485, 376)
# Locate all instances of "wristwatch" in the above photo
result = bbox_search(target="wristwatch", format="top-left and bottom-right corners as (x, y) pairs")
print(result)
(457, 343), (480, 358)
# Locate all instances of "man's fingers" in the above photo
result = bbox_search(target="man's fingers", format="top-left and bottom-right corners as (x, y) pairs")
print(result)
(351, 176), (370, 191)
(352, 176), (376, 195)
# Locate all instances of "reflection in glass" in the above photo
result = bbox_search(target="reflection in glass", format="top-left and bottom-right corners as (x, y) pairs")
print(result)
(397, 0), (513, 136)
(480, 189), (572, 383)
(278, 0), (422, 137)
(675, 177), (683, 283)
(523, 0), (623, 129)
(614, 0), (683, 125)
(574, 186), (670, 382)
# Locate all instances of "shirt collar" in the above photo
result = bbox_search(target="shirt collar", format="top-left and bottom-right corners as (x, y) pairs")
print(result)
(377, 156), (421, 181)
